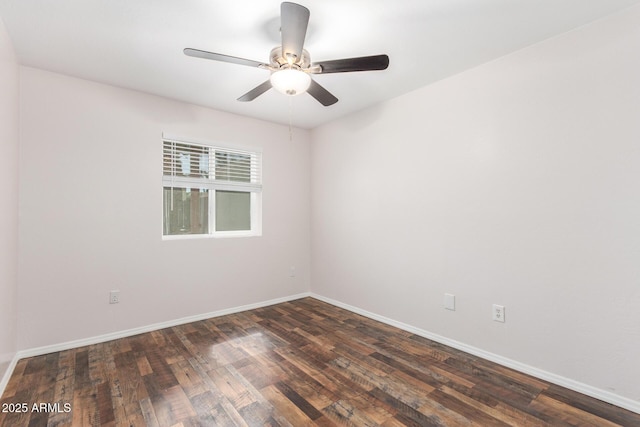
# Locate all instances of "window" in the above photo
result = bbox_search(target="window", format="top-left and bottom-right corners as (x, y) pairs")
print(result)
(162, 137), (262, 238)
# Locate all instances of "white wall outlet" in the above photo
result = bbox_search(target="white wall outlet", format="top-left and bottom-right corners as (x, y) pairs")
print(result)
(109, 290), (120, 304)
(492, 304), (505, 322)
(444, 293), (456, 311)
(289, 267), (296, 277)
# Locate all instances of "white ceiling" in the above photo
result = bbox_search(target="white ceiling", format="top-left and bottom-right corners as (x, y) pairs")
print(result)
(1, 0), (639, 129)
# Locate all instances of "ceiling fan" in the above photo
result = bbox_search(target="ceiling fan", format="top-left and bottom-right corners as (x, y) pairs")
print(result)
(184, 2), (389, 106)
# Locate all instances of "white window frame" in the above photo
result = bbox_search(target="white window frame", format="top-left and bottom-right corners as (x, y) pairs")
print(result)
(162, 134), (262, 239)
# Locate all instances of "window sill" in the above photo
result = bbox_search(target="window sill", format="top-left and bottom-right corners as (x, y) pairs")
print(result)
(162, 231), (261, 240)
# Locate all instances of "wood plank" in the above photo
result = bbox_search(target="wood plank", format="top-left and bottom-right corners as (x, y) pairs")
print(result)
(322, 398), (381, 427)
(541, 384), (640, 426)
(161, 385), (197, 424)
(47, 348), (76, 427)
(262, 384), (316, 426)
(187, 358), (249, 425)
(530, 393), (621, 427)
(275, 381), (324, 420)
(437, 384), (546, 427)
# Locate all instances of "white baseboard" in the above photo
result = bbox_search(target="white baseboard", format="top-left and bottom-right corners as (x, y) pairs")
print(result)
(0, 353), (20, 399)
(310, 293), (640, 415)
(0, 292), (310, 398)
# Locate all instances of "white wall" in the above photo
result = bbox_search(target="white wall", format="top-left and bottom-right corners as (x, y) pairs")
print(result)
(0, 16), (19, 382)
(311, 5), (640, 402)
(18, 67), (311, 350)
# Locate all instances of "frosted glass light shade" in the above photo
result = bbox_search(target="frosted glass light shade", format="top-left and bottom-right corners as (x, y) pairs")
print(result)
(270, 69), (311, 96)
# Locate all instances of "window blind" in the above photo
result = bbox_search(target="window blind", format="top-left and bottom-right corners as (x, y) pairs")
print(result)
(163, 139), (262, 191)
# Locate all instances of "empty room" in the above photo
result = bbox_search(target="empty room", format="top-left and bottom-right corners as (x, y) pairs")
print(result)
(1, 0), (639, 425)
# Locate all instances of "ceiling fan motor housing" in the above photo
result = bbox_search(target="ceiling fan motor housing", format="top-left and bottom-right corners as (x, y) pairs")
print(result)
(269, 46), (311, 69)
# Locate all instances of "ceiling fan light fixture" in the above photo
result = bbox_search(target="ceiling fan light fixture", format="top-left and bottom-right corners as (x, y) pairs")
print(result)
(270, 68), (311, 96)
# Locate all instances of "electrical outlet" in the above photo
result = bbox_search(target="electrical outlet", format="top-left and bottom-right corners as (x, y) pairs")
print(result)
(289, 267), (296, 277)
(109, 290), (120, 304)
(492, 304), (505, 322)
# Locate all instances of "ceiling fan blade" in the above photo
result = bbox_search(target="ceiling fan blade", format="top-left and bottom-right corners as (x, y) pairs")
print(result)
(307, 80), (338, 106)
(237, 80), (273, 102)
(184, 48), (266, 68)
(312, 54), (389, 74)
(280, 2), (310, 63)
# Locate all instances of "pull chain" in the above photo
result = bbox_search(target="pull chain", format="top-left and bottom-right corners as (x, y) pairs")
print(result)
(289, 96), (294, 141)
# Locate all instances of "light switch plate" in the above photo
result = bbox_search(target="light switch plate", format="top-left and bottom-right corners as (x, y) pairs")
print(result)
(444, 293), (455, 311)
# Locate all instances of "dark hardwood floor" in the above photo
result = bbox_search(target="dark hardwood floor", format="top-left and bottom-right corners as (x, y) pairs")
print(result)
(1, 297), (638, 426)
